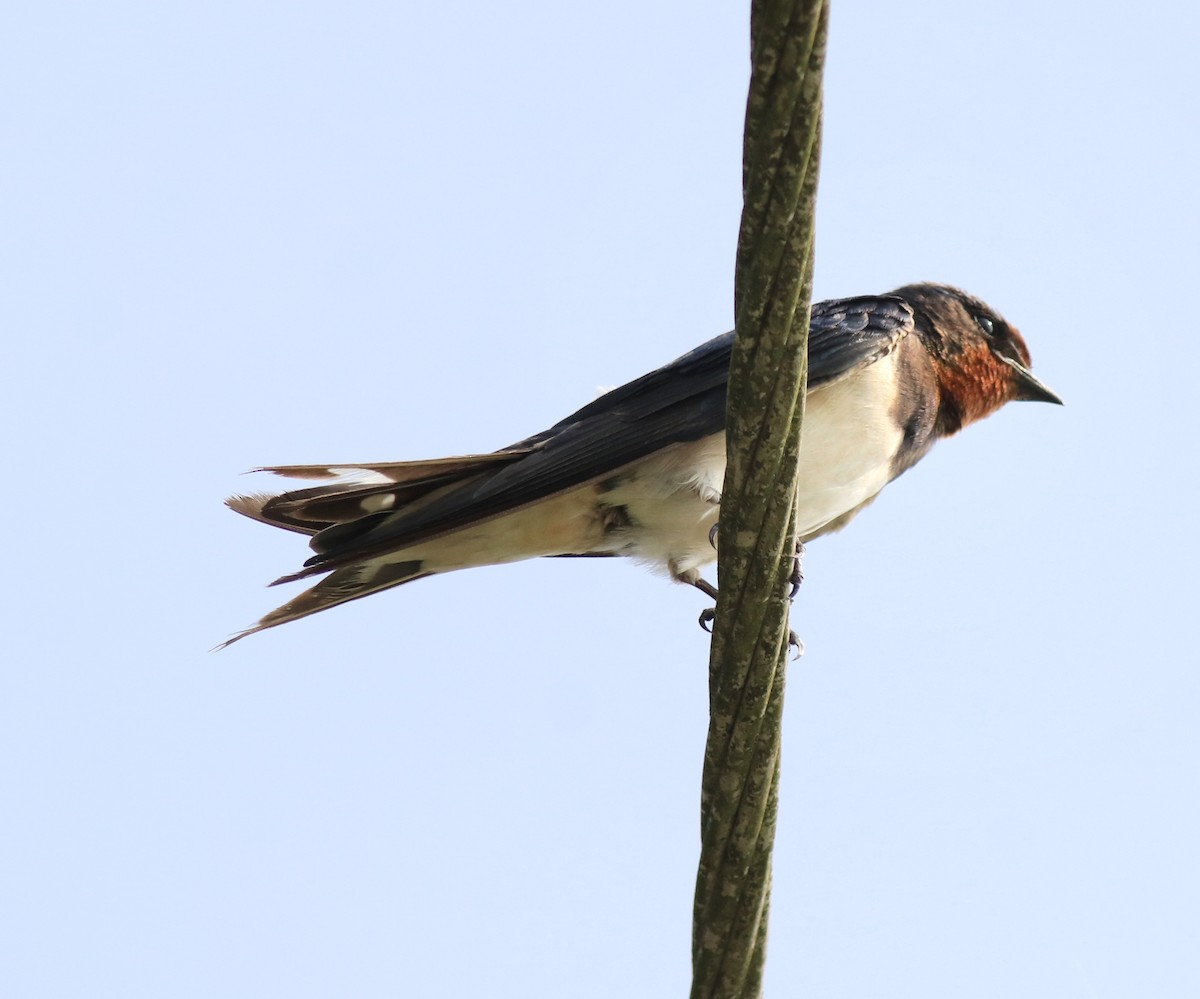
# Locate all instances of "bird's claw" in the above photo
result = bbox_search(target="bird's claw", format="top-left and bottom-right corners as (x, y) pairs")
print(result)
(699, 608), (802, 656)
(788, 542), (806, 600)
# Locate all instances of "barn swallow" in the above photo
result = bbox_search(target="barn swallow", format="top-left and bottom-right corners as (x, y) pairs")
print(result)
(221, 283), (1060, 647)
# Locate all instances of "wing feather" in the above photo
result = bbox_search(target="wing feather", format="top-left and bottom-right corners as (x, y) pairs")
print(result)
(284, 295), (914, 577)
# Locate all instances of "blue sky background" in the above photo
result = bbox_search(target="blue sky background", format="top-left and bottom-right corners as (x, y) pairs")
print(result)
(3, 1), (1198, 996)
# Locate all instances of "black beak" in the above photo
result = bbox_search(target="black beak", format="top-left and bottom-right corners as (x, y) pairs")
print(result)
(997, 354), (1063, 405)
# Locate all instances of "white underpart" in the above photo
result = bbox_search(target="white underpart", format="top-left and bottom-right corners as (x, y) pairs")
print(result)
(596, 433), (726, 577)
(372, 488), (606, 575)
(353, 351), (906, 584)
(792, 349), (905, 538)
(601, 349), (906, 577)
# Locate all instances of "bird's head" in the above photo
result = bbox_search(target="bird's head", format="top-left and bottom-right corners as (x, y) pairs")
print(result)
(890, 283), (1062, 435)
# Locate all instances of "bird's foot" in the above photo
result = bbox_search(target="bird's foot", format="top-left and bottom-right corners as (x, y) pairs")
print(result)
(787, 542), (806, 656)
(692, 575), (720, 633)
(689, 574), (803, 657)
(789, 542), (806, 600)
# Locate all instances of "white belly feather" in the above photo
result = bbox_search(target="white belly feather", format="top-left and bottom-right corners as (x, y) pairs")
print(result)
(601, 350), (905, 576)
(370, 352), (905, 584)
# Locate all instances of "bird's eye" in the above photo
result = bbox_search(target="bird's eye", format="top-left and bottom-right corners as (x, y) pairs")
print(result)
(975, 315), (995, 336)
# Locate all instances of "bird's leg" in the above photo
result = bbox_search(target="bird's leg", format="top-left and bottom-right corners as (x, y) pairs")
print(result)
(785, 541), (806, 657)
(694, 511), (720, 630)
(683, 564), (803, 658)
(690, 576), (720, 633)
(789, 541), (806, 599)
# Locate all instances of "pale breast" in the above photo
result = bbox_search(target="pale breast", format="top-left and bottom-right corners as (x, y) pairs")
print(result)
(599, 351), (907, 575)
(793, 349), (905, 538)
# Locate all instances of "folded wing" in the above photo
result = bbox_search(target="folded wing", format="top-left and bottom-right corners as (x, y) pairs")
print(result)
(221, 294), (914, 644)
